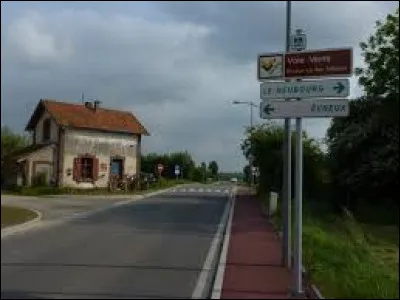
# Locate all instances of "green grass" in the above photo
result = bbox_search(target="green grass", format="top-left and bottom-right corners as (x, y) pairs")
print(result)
(2, 179), (192, 197)
(261, 194), (399, 299)
(1, 205), (38, 228)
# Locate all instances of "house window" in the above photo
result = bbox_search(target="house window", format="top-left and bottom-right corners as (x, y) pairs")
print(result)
(73, 155), (99, 182)
(81, 157), (94, 180)
(43, 118), (51, 141)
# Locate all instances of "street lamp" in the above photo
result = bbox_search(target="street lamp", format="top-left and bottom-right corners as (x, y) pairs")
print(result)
(232, 100), (258, 189)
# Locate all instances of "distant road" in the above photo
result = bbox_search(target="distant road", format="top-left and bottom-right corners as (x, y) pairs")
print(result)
(1, 183), (233, 299)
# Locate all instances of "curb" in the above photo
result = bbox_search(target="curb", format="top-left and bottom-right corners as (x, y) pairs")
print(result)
(210, 187), (237, 299)
(1, 184), (184, 240)
(1, 208), (43, 239)
(191, 187), (236, 299)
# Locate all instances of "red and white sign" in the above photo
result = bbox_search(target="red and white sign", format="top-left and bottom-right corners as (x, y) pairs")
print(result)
(284, 48), (353, 79)
(157, 164), (164, 173)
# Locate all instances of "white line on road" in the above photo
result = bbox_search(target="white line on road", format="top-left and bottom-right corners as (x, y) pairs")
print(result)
(191, 194), (232, 299)
(211, 191), (236, 299)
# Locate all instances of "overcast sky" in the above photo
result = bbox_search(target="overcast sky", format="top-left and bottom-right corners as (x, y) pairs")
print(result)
(1, 1), (398, 172)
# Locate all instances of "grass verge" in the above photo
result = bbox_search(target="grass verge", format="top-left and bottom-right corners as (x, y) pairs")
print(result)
(1, 179), (193, 197)
(260, 194), (399, 299)
(1, 205), (38, 229)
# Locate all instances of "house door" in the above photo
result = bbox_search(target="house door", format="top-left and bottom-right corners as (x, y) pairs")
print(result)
(110, 159), (123, 177)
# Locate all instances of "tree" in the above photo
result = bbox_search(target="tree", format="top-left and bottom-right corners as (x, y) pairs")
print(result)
(327, 8), (399, 214)
(1, 126), (30, 158)
(200, 162), (207, 182)
(208, 160), (219, 180)
(355, 8), (399, 98)
(241, 122), (326, 200)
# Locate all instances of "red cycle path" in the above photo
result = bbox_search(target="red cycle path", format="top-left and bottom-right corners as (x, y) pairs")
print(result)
(220, 192), (305, 299)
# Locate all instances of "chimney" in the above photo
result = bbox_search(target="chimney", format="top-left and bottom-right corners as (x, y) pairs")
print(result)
(94, 100), (101, 111)
(84, 101), (93, 109)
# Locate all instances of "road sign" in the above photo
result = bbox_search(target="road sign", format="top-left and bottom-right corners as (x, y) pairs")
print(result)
(258, 53), (284, 80)
(260, 79), (350, 99)
(285, 48), (353, 79)
(174, 165), (180, 176)
(157, 164), (164, 173)
(291, 29), (306, 51)
(260, 99), (349, 119)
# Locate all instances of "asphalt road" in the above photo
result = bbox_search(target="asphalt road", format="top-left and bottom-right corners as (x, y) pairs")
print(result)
(1, 183), (233, 299)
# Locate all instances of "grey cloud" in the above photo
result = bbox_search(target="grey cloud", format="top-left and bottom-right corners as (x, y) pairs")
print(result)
(1, 2), (398, 171)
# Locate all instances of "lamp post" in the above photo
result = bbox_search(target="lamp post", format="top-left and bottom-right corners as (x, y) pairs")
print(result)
(233, 100), (258, 188)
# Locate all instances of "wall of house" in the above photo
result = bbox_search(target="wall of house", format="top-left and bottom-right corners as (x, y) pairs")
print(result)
(26, 145), (55, 186)
(61, 128), (139, 188)
(34, 111), (59, 144)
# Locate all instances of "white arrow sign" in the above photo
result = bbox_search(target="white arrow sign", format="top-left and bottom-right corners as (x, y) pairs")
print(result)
(260, 79), (350, 100)
(260, 99), (350, 119)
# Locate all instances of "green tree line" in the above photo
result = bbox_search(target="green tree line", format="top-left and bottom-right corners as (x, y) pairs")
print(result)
(141, 151), (220, 182)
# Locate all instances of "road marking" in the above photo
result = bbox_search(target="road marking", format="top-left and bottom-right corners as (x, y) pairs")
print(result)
(191, 197), (231, 299)
(215, 189), (221, 193)
(199, 188), (204, 192)
(207, 189), (211, 192)
(189, 188), (195, 192)
(211, 191), (236, 299)
(181, 188), (186, 192)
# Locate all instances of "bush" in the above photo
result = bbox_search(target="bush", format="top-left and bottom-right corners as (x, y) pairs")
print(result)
(32, 172), (48, 187)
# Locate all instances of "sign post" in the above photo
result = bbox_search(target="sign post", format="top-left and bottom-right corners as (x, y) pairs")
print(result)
(174, 165), (181, 180)
(157, 164), (164, 178)
(258, 19), (352, 297)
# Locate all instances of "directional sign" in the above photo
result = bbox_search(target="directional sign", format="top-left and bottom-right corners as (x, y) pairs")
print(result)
(260, 99), (349, 119)
(285, 48), (353, 79)
(260, 79), (350, 99)
(258, 48), (353, 81)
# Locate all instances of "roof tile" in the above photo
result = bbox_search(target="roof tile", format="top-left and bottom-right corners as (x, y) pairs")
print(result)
(41, 99), (149, 135)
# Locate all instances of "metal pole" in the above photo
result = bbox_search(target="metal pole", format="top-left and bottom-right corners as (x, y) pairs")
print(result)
(282, 0), (292, 269)
(293, 109), (303, 295)
(293, 30), (305, 296)
(250, 103), (254, 189)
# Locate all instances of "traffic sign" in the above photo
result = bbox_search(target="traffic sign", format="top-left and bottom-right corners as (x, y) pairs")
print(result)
(258, 53), (284, 80)
(260, 99), (349, 119)
(291, 29), (306, 51)
(174, 165), (180, 176)
(260, 79), (350, 100)
(157, 164), (164, 173)
(285, 48), (353, 79)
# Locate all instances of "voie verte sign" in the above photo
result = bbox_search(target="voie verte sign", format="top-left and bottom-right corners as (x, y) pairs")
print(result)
(285, 48), (353, 79)
(258, 48), (353, 81)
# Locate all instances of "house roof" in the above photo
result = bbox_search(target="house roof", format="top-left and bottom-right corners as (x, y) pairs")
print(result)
(25, 99), (150, 136)
(1, 143), (54, 161)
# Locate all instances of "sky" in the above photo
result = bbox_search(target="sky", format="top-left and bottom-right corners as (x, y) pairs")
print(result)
(1, 1), (398, 172)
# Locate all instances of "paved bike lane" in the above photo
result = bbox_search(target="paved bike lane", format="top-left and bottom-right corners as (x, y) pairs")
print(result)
(220, 193), (305, 299)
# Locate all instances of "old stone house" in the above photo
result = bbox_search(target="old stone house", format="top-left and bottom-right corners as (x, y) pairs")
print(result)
(2, 99), (149, 188)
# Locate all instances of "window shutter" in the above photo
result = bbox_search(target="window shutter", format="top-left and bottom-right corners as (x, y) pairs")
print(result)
(73, 157), (81, 182)
(93, 157), (99, 181)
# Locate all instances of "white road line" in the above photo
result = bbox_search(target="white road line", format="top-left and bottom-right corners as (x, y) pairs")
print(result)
(191, 197), (231, 299)
(181, 188), (187, 192)
(211, 192), (236, 299)
(199, 188), (204, 192)
(207, 189), (211, 192)
(224, 189), (229, 194)
(189, 188), (195, 192)
(215, 189), (221, 193)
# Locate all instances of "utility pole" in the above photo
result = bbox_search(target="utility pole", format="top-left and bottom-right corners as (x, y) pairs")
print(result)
(282, 0), (292, 269)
